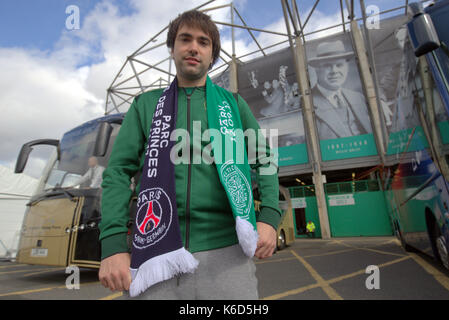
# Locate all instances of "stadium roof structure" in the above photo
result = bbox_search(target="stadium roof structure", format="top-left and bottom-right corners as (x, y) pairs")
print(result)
(104, 0), (432, 115)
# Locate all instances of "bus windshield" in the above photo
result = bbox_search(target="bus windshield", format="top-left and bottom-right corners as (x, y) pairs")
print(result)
(43, 119), (118, 190)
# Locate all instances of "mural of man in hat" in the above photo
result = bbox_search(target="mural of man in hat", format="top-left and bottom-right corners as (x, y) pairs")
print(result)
(308, 40), (372, 140)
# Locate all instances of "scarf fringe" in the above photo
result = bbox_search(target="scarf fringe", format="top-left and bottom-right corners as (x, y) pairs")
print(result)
(129, 247), (199, 297)
(236, 216), (259, 257)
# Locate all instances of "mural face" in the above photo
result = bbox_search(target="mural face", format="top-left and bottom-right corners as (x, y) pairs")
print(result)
(305, 33), (377, 161)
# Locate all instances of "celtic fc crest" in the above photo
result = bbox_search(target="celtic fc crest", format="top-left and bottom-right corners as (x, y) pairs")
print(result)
(221, 160), (252, 219)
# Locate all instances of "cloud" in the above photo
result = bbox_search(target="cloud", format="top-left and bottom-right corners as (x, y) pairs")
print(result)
(1, 0), (232, 177)
(254, 17), (290, 54)
(0, 47), (103, 176)
(2, 0), (342, 179)
(302, 8), (347, 41)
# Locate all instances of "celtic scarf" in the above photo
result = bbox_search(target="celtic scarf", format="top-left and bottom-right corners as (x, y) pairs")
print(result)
(129, 76), (258, 297)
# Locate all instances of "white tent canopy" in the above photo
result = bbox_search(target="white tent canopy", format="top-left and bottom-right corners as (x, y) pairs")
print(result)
(0, 165), (38, 259)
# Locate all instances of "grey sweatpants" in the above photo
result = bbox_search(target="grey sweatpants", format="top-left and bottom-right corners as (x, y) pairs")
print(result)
(127, 244), (258, 300)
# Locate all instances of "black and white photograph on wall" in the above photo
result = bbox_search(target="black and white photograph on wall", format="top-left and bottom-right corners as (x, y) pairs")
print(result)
(368, 15), (421, 133)
(305, 33), (373, 141)
(237, 46), (306, 150)
(211, 68), (231, 92)
(390, 29), (421, 132)
(368, 15), (408, 130)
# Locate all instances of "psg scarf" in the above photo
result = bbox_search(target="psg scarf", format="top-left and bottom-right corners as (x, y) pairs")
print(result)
(129, 76), (258, 297)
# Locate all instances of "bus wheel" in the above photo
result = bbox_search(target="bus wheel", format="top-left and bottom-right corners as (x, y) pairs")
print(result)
(435, 232), (449, 270)
(277, 230), (286, 250)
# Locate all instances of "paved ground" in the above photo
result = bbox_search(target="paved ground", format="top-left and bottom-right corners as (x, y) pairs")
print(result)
(1, 236), (449, 300)
(257, 237), (449, 300)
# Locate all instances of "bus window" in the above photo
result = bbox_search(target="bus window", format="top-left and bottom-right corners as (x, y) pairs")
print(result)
(43, 123), (120, 191)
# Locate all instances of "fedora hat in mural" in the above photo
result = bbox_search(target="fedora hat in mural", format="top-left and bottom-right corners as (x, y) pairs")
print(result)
(308, 40), (354, 67)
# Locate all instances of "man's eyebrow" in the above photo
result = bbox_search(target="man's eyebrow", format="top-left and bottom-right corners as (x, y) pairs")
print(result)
(177, 32), (211, 42)
(177, 32), (193, 38)
(199, 36), (211, 42)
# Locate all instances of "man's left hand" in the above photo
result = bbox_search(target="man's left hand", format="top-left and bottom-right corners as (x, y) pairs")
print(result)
(255, 222), (277, 259)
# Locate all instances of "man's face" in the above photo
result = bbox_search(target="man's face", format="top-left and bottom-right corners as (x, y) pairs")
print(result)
(316, 58), (348, 91)
(171, 24), (213, 85)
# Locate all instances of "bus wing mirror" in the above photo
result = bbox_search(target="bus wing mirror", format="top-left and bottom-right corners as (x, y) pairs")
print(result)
(407, 6), (440, 57)
(15, 139), (59, 174)
(93, 122), (113, 157)
(15, 145), (32, 174)
(93, 116), (124, 157)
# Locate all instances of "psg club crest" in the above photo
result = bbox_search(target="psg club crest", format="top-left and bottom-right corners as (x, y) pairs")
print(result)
(134, 187), (173, 249)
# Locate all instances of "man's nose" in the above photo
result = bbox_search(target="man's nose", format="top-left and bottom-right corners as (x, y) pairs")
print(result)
(188, 40), (199, 55)
(330, 64), (340, 73)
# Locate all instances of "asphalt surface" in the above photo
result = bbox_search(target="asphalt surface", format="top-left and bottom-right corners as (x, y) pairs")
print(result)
(1, 236), (449, 300)
(256, 237), (449, 300)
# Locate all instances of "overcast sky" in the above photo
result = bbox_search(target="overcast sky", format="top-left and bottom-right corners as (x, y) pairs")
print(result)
(0, 0), (411, 179)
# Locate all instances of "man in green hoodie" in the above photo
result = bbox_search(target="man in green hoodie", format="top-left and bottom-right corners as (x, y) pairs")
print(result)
(98, 9), (281, 299)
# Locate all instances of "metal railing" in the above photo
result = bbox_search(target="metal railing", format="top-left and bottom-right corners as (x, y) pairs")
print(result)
(289, 179), (382, 197)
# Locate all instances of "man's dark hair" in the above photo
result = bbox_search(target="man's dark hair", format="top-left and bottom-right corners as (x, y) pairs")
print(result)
(166, 10), (221, 68)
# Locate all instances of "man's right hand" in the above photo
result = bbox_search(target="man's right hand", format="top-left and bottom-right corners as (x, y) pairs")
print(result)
(98, 252), (132, 292)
